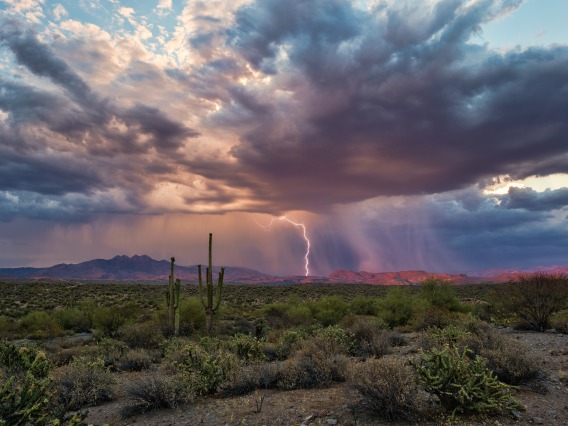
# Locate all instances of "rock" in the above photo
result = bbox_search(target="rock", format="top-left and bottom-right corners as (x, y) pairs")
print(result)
(532, 417), (544, 424)
(300, 415), (315, 426)
(511, 409), (522, 420)
(325, 419), (338, 425)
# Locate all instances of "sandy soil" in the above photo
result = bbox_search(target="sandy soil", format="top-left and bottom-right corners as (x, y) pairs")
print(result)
(84, 330), (568, 426)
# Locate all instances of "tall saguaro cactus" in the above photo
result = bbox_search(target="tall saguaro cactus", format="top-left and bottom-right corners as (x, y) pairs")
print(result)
(198, 233), (225, 333)
(165, 257), (181, 336)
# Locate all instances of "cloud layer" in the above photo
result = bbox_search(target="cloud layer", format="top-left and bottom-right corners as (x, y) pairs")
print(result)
(0, 0), (567, 272)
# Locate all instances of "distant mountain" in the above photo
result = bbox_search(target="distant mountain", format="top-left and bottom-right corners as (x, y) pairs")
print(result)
(0, 255), (272, 283)
(0, 255), (566, 284)
(328, 270), (480, 285)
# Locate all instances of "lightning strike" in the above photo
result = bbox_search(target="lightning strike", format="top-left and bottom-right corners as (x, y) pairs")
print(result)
(258, 216), (311, 276)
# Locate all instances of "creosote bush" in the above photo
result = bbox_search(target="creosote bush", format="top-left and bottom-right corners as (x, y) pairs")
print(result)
(349, 356), (418, 421)
(55, 356), (115, 410)
(121, 374), (192, 418)
(498, 272), (568, 331)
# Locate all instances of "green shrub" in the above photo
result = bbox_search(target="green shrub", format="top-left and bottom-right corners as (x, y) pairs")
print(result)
(53, 308), (92, 333)
(415, 345), (520, 415)
(93, 306), (126, 337)
(165, 341), (239, 395)
(349, 356), (418, 421)
(311, 296), (349, 326)
(420, 278), (463, 312)
(285, 305), (313, 327)
(313, 325), (356, 356)
(19, 311), (64, 339)
(350, 296), (379, 315)
(377, 287), (416, 328)
(275, 329), (308, 360)
(226, 333), (266, 363)
(179, 297), (207, 333)
(55, 356), (115, 410)
(551, 310), (568, 334)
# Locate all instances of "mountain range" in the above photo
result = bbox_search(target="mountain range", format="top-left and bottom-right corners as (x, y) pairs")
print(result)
(0, 255), (566, 285)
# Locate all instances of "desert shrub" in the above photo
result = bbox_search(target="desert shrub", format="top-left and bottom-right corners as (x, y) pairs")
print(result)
(55, 356), (115, 410)
(226, 333), (266, 363)
(118, 321), (164, 349)
(220, 362), (282, 396)
(312, 325), (357, 356)
(350, 296), (379, 315)
(119, 349), (153, 372)
(52, 308), (92, 333)
(411, 307), (467, 331)
(94, 338), (129, 370)
(0, 316), (17, 339)
(93, 306), (127, 337)
(275, 328), (308, 359)
(179, 297), (207, 333)
(18, 311), (64, 339)
(121, 374), (192, 418)
(259, 302), (290, 329)
(420, 278), (464, 312)
(377, 287), (417, 328)
(346, 317), (391, 357)
(278, 339), (350, 390)
(121, 375), (195, 417)
(498, 272), (568, 331)
(551, 310), (568, 334)
(285, 305), (313, 327)
(461, 330), (540, 385)
(349, 356), (418, 421)
(415, 345), (520, 415)
(311, 296), (349, 326)
(164, 341), (239, 395)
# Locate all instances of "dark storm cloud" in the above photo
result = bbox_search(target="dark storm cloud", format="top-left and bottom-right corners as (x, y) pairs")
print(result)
(501, 186), (568, 211)
(0, 19), (200, 219)
(0, 149), (102, 195)
(0, 19), (94, 103)
(186, 0), (568, 212)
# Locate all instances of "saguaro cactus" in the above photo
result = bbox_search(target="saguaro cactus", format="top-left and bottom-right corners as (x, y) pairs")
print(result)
(198, 233), (225, 333)
(165, 257), (181, 336)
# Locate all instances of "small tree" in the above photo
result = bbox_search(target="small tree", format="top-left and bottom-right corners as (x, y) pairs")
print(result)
(500, 272), (568, 331)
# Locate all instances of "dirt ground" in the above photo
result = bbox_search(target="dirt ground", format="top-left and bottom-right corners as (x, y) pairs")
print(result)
(85, 330), (568, 426)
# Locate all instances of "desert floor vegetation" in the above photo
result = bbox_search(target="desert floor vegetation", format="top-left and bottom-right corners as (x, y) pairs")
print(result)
(0, 275), (567, 424)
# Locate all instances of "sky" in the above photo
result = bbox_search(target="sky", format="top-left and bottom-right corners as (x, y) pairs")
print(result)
(0, 0), (567, 276)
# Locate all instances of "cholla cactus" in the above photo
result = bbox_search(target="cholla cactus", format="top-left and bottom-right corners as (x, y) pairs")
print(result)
(198, 233), (225, 333)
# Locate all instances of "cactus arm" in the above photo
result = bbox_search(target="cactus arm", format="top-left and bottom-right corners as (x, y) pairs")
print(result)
(213, 267), (225, 311)
(198, 264), (206, 309)
(174, 278), (181, 336)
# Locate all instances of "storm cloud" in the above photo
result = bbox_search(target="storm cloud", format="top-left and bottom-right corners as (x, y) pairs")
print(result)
(0, 0), (567, 273)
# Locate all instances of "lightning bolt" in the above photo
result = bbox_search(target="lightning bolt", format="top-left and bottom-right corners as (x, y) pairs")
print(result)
(257, 216), (311, 276)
